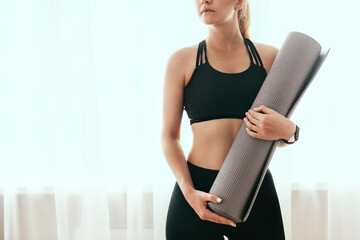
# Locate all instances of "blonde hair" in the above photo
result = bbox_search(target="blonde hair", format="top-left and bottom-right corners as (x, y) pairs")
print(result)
(237, 0), (251, 39)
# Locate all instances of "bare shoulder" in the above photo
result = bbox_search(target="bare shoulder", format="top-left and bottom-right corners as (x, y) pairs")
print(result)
(168, 45), (196, 66)
(166, 44), (198, 87)
(253, 41), (279, 74)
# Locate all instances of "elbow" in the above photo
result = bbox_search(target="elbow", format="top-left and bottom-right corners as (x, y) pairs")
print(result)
(161, 133), (180, 151)
(161, 127), (180, 143)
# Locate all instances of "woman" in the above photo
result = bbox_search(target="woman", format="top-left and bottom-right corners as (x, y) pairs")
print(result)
(161, 0), (297, 239)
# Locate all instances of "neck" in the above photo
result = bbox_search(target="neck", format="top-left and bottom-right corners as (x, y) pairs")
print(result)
(206, 20), (244, 52)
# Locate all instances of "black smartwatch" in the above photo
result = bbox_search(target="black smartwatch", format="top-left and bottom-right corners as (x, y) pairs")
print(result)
(281, 124), (299, 144)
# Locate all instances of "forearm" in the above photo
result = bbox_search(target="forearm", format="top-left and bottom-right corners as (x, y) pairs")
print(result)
(161, 136), (195, 199)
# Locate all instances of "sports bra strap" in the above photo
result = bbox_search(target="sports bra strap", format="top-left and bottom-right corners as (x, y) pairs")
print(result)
(244, 38), (264, 68)
(195, 38), (264, 69)
(244, 38), (255, 65)
(195, 41), (202, 68)
(202, 40), (209, 64)
(195, 40), (208, 68)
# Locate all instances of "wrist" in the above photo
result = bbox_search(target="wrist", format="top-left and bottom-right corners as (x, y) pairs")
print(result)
(183, 187), (195, 201)
(181, 184), (195, 197)
(281, 124), (299, 144)
(283, 121), (296, 141)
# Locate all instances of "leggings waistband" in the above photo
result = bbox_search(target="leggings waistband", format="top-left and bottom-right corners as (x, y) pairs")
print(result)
(187, 160), (220, 172)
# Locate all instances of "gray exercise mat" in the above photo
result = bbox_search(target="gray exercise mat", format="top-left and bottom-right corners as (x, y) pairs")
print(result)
(207, 31), (330, 223)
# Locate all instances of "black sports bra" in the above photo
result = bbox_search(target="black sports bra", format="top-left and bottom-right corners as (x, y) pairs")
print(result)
(183, 37), (267, 125)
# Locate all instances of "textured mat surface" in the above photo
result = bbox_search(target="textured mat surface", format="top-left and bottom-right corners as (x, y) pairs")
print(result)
(207, 31), (330, 223)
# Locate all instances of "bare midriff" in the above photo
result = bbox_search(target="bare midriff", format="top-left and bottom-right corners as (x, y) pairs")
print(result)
(187, 118), (244, 170)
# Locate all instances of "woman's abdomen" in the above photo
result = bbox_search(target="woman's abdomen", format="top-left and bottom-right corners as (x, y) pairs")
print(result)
(187, 118), (244, 170)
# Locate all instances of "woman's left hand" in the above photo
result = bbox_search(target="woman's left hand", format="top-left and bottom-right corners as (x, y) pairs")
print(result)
(243, 105), (296, 141)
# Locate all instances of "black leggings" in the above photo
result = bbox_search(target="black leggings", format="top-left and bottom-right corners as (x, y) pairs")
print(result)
(165, 160), (286, 240)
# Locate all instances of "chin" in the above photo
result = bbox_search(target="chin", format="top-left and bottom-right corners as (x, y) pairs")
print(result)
(201, 17), (217, 25)
(202, 20), (214, 25)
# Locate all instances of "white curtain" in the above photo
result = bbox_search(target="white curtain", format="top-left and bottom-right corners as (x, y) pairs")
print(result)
(0, 0), (359, 239)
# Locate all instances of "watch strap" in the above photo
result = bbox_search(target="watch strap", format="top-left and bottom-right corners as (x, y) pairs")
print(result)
(281, 124), (299, 144)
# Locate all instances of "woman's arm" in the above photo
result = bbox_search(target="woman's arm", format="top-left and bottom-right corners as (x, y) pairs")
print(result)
(277, 120), (296, 147)
(249, 43), (297, 148)
(160, 48), (195, 200)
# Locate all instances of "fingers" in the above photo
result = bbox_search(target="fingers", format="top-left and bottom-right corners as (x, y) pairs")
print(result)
(244, 114), (262, 139)
(244, 114), (261, 132)
(201, 207), (237, 227)
(205, 193), (222, 204)
(246, 110), (261, 124)
(200, 194), (237, 227)
(252, 105), (273, 114)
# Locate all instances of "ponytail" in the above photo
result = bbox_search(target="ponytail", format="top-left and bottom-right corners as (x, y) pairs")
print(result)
(237, 0), (251, 39)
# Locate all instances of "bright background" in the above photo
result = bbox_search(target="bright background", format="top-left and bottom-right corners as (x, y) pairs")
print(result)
(0, 0), (359, 239)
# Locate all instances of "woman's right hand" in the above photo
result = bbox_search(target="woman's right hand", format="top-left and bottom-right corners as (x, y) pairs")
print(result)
(185, 189), (237, 227)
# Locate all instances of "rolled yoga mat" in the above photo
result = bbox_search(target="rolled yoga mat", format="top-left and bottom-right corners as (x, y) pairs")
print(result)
(207, 31), (330, 223)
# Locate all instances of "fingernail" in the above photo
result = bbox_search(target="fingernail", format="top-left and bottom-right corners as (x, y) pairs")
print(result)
(217, 197), (222, 203)
(230, 222), (236, 227)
